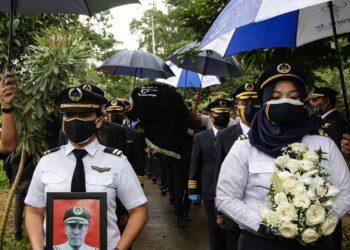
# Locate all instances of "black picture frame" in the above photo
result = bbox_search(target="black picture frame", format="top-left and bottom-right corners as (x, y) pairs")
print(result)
(46, 192), (107, 250)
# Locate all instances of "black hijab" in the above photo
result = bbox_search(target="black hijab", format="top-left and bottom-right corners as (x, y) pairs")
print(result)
(249, 70), (313, 158)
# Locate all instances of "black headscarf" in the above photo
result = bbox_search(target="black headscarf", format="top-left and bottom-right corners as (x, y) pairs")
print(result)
(249, 77), (313, 158)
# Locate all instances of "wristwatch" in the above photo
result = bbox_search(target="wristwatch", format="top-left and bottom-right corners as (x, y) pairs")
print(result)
(1, 107), (13, 113)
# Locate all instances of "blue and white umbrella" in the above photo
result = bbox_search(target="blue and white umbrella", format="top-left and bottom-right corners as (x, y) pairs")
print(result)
(200, 0), (350, 120)
(156, 61), (220, 89)
(200, 0), (350, 56)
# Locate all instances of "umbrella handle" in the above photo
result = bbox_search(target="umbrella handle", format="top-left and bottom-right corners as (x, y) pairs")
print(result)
(328, 1), (350, 123)
(7, 0), (16, 70)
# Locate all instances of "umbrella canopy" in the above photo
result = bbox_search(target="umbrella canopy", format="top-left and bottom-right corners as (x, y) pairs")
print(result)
(0, 0), (140, 69)
(98, 50), (175, 79)
(169, 42), (243, 77)
(200, 0), (350, 56)
(199, 0), (350, 121)
(156, 61), (220, 89)
(0, 0), (140, 15)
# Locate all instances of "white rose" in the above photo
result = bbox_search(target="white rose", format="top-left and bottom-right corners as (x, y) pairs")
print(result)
(303, 151), (320, 163)
(293, 194), (311, 209)
(286, 159), (302, 174)
(278, 222), (298, 238)
(276, 204), (297, 222)
(301, 159), (315, 172)
(301, 228), (319, 244)
(274, 192), (289, 206)
(259, 205), (271, 221)
(305, 204), (326, 225)
(275, 155), (291, 169)
(277, 171), (294, 182)
(290, 183), (305, 195)
(266, 211), (279, 226)
(282, 178), (298, 193)
(320, 215), (337, 236)
(290, 143), (308, 153)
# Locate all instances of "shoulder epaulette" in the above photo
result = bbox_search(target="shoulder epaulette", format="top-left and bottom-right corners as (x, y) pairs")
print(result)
(104, 147), (123, 157)
(42, 147), (60, 156)
(239, 134), (249, 140)
(318, 128), (329, 137)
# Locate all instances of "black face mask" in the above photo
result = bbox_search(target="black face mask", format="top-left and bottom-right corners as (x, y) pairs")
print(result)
(308, 106), (322, 117)
(264, 99), (306, 126)
(108, 112), (124, 125)
(63, 118), (97, 144)
(239, 105), (261, 124)
(213, 113), (230, 127)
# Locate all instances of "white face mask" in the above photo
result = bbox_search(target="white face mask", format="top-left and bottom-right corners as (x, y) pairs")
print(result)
(265, 98), (303, 106)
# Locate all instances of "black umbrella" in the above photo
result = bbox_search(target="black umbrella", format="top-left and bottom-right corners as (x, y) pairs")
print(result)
(98, 50), (175, 87)
(169, 42), (243, 78)
(0, 0), (140, 71)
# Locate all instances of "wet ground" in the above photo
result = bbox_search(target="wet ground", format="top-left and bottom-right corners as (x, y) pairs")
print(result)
(133, 178), (209, 250)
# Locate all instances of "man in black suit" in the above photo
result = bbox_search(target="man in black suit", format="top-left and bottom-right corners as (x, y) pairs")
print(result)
(214, 83), (260, 250)
(308, 87), (346, 149)
(188, 98), (233, 250)
(105, 98), (146, 185)
(308, 87), (346, 250)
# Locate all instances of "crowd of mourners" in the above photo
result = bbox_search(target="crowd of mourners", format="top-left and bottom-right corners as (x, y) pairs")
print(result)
(2, 63), (350, 250)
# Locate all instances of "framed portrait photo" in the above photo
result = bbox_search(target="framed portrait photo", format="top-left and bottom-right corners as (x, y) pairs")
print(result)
(46, 192), (107, 250)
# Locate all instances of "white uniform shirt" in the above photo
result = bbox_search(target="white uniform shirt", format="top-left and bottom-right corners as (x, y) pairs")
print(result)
(25, 138), (147, 249)
(216, 135), (350, 231)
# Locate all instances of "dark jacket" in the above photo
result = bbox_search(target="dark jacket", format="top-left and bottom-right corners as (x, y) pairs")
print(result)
(123, 126), (146, 182)
(314, 110), (346, 149)
(189, 129), (216, 200)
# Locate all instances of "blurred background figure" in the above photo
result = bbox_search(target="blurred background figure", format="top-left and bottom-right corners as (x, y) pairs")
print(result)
(308, 87), (346, 149)
(0, 72), (17, 153)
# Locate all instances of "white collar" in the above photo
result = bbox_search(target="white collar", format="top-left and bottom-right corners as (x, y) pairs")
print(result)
(321, 108), (336, 119)
(65, 137), (99, 157)
(212, 127), (219, 137)
(239, 120), (250, 134)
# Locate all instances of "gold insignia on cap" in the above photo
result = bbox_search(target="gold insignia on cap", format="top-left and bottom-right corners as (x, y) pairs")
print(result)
(73, 207), (83, 215)
(219, 100), (227, 107)
(111, 100), (118, 106)
(276, 63), (291, 74)
(82, 84), (92, 91)
(245, 83), (254, 91)
(68, 88), (83, 102)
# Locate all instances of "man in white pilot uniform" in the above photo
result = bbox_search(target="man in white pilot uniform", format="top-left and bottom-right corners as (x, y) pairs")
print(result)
(53, 206), (98, 250)
(25, 86), (148, 250)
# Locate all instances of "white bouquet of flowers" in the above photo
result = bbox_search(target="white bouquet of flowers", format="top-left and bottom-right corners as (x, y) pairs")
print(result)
(259, 143), (339, 245)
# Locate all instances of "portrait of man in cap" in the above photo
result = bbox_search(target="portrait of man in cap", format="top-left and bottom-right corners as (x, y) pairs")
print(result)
(53, 206), (99, 250)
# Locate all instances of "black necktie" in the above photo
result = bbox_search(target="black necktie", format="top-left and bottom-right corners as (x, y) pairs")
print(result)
(71, 149), (88, 192)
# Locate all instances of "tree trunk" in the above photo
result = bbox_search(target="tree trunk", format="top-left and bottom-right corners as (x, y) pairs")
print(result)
(0, 147), (27, 249)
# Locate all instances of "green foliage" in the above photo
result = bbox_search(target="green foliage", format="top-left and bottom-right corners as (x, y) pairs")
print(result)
(14, 28), (93, 162)
(130, 7), (195, 59)
(0, 170), (7, 189)
(0, 12), (118, 69)
(0, 13), (80, 68)
(165, 0), (230, 40)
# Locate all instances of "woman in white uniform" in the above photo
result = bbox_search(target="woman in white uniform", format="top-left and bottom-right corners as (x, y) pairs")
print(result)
(216, 63), (350, 250)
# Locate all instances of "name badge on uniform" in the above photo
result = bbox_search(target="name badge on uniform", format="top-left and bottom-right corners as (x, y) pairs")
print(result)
(91, 165), (111, 173)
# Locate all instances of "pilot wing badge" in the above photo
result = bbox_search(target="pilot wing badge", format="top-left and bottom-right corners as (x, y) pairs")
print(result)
(91, 165), (112, 173)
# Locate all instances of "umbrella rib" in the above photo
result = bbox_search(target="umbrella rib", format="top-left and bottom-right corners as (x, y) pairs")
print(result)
(83, 0), (93, 16)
